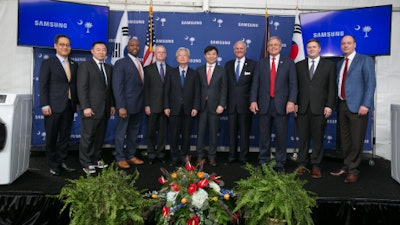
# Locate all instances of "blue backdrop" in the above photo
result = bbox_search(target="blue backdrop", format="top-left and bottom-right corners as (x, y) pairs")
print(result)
(31, 11), (373, 151)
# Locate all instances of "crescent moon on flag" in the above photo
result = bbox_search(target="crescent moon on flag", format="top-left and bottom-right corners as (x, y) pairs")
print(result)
(155, 17), (160, 21)
(184, 36), (189, 40)
(269, 20), (274, 24)
(354, 25), (361, 30)
(77, 20), (83, 25)
(212, 17), (217, 22)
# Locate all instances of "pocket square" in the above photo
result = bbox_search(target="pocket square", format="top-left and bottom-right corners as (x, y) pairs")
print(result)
(244, 71), (251, 75)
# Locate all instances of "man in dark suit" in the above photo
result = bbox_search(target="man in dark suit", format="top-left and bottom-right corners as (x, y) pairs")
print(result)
(144, 45), (172, 164)
(330, 35), (376, 183)
(39, 34), (78, 176)
(196, 45), (227, 167)
(112, 38), (145, 169)
(295, 39), (336, 178)
(225, 40), (256, 164)
(77, 41), (115, 174)
(250, 36), (298, 171)
(164, 47), (200, 165)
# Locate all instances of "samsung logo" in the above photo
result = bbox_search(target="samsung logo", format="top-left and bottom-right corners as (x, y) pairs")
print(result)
(238, 22), (259, 28)
(156, 39), (174, 44)
(129, 20), (145, 24)
(181, 21), (203, 25)
(313, 31), (345, 38)
(35, 20), (67, 28)
(189, 59), (202, 63)
(210, 40), (231, 45)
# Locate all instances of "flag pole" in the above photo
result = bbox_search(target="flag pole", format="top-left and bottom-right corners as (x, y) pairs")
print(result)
(292, 0), (300, 161)
(149, 0), (153, 52)
(264, 0), (269, 58)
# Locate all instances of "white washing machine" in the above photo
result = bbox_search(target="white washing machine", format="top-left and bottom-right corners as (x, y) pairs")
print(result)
(0, 93), (32, 185)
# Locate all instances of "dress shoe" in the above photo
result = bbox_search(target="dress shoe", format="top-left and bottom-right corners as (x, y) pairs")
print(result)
(61, 163), (76, 172)
(128, 157), (144, 165)
(196, 158), (205, 166)
(117, 160), (130, 169)
(296, 166), (306, 176)
(273, 166), (285, 173)
(49, 168), (60, 176)
(330, 169), (347, 176)
(311, 168), (322, 179)
(209, 159), (217, 167)
(344, 173), (358, 183)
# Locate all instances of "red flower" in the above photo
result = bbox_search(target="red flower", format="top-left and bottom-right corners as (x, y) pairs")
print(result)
(187, 215), (200, 225)
(171, 183), (180, 192)
(187, 183), (197, 194)
(162, 206), (170, 218)
(158, 176), (168, 185)
(210, 175), (221, 185)
(197, 179), (209, 189)
(185, 163), (195, 171)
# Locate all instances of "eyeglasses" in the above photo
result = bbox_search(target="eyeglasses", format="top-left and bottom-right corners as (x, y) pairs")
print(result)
(57, 43), (71, 48)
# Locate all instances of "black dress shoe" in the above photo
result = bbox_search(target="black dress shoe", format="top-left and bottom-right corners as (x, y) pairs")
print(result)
(61, 163), (76, 172)
(49, 168), (60, 176)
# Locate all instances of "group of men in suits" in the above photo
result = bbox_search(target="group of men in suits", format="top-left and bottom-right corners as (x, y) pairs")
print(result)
(39, 34), (375, 183)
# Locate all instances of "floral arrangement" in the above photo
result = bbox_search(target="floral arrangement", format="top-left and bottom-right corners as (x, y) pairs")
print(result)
(149, 163), (238, 225)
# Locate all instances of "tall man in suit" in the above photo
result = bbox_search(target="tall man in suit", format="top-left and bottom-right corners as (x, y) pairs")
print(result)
(39, 34), (78, 176)
(164, 47), (200, 165)
(112, 38), (145, 169)
(330, 35), (376, 183)
(77, 41), (115, 174)
(144, 45), (171, 164)
(225, 40), (256, 164)
(250, 36), (298, 171)
(196, 45), (227, 167)
(295, 39), (336, 178)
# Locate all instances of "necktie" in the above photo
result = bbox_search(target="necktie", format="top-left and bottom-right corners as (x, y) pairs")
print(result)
(64, 59), (71, 99)
(99, 62), (108, 87)
(207, 65), (212, 85)
(181, 70), (185, 87)
(340, 58), (349, 99)
(159, 63), (165, 82)
(136, 59), (143, 83)
(309, 60), (315, 79)
(270, 57), (276, 98)
(235, 60), (241, 82)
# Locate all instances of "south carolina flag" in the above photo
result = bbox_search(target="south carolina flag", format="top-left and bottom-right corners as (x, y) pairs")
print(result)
(289, 12), (305, 63)
(111, 9), (129, 65)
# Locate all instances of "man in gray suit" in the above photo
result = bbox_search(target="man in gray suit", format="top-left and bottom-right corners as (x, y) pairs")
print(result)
(77, 41), (115, 174)
(295, 38), (336, 178)
(196, 45), (227, 167)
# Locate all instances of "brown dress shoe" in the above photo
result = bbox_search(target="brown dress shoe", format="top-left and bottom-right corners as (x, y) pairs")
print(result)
(209, 159), (217, 167)
(296, 166), (306, 176)
(128, 157), (144, 165)
(330, 169), (347, 176)
(344, 173), (358, 183)
(311, 168), (322, 178)
(117, 160), (130, 169)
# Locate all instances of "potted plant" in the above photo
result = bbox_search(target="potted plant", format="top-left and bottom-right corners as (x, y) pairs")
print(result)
(233, 163), (317, 225)
(58, 164), (154, 225)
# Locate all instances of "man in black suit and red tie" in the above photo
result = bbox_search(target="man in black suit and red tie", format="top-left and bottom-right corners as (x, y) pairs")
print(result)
(225, 40), (256, 164)
(39, 34), (78, 176)
(250, 36), (298, 172)
(144, 45), (172, 164)
(164, 47), (200, 165)
(295, 38), (336, 178)
(196, 45), (227, 167)
(77, 41), (115, 174)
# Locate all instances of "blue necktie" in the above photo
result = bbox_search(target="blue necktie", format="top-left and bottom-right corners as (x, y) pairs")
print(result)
(181, 70), (185, 87)
(235, 60), (241, 82)
(159, 63), (165, 82)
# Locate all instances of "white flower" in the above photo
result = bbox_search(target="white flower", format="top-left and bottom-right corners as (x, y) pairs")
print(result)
(192, 188), (208, 209)
(209, 181), (221, 193)
(166, 191), (178, 203)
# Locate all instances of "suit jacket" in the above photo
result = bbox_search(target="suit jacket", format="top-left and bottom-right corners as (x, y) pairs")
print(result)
(39, 56), (78, 113)
(225, 58), (256, 114)
(112, 55), (144, 114)
(196, 64), (227, 113)
(144, 62), (172, 113)
(250, 55), (298, 115)
(77, 59), (114, 119)
(164, 67), (200, 116)
(296, 57), (336, 115)
(337, 53), (376, 113)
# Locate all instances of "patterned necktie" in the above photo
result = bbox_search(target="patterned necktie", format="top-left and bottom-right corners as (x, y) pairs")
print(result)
(309, 60), (315, 79)
(207, 65), (212, 85)
(181, 70), (185, 87)
(64, 59), (71, 99)
(340, 58), (349, 99)
(270, 57), (276, 98)
(136, 59), (143, 83)
(235, 60), (241, 82)
(159, 63), (165, 82)
(99, 62), (108, 86)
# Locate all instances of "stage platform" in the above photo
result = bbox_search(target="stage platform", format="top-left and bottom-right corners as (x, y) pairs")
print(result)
(1, 149), (400, 225)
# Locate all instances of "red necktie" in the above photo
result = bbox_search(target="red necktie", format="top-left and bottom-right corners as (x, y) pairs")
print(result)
(207, 65), (212, 85)
(270, 57), (276, 98)
(340, 58), (349, 99)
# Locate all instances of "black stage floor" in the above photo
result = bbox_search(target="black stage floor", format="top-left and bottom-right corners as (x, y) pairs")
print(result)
(1, 149), (400, 225)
